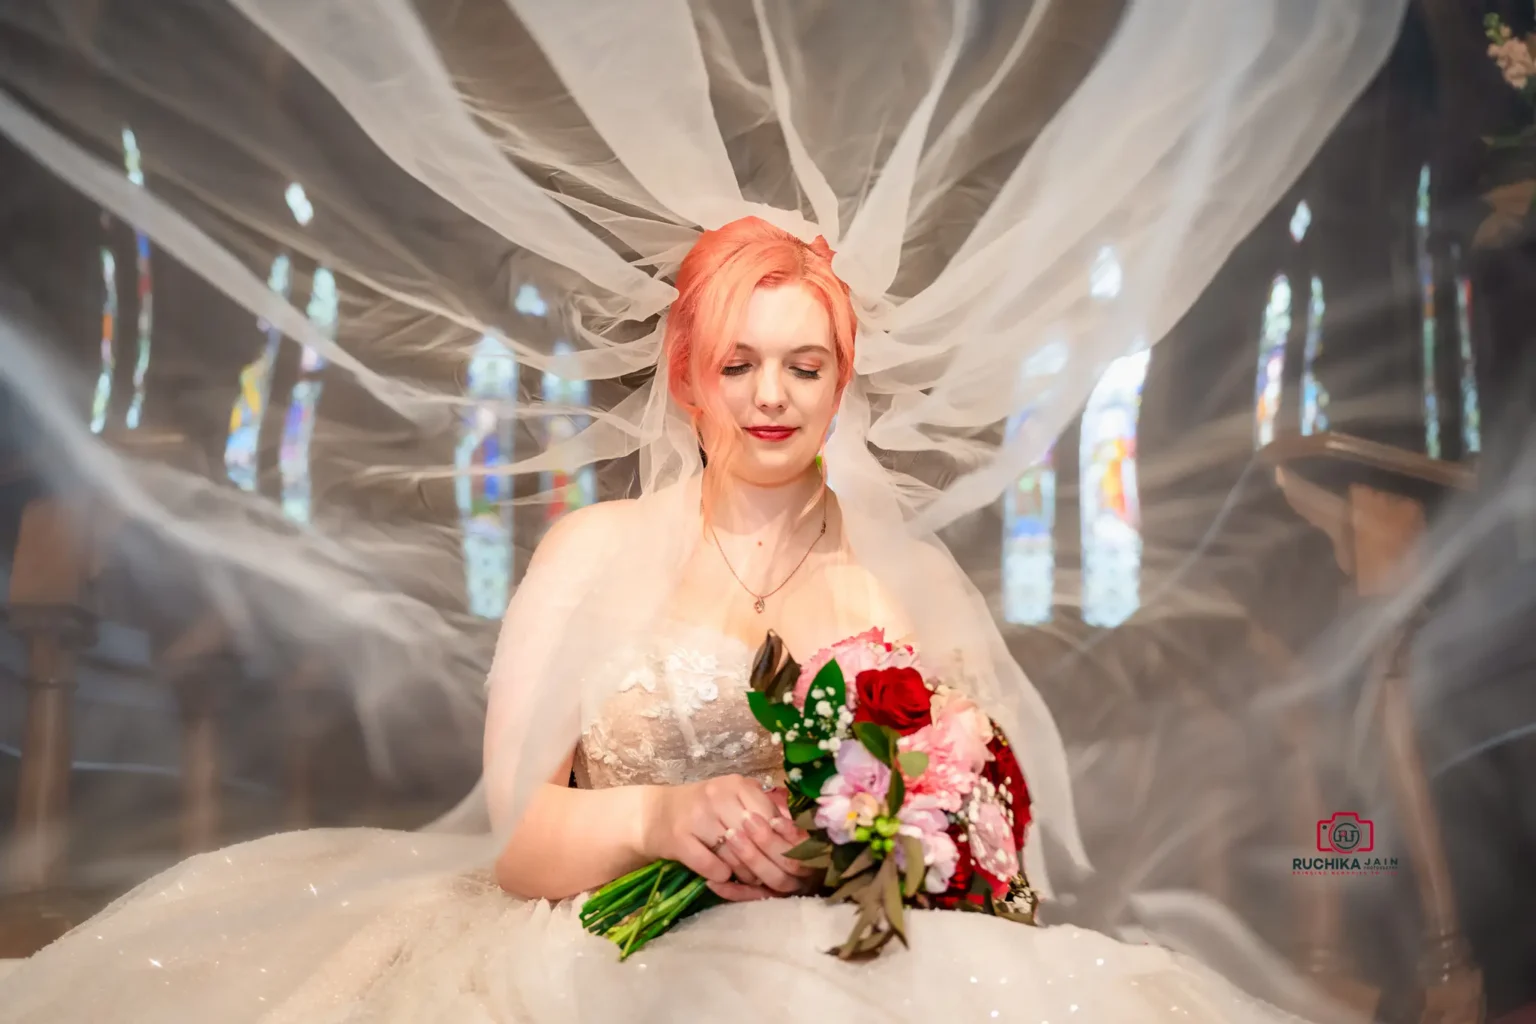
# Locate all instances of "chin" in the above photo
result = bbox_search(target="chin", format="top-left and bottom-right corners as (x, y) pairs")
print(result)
(733, 450), (819, 487)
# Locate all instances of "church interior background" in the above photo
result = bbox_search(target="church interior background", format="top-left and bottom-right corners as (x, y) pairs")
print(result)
(1, 3), (1534, 1022)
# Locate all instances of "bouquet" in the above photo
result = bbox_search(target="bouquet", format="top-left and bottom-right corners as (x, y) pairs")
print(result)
(1475, 10), (1536, 249)
(580, 628), (1039, 961)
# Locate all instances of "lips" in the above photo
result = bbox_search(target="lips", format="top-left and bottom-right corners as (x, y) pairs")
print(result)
(746, 426), (798, 442)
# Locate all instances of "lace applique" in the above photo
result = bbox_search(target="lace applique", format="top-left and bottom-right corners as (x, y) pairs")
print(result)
(576, 630), (782, 790)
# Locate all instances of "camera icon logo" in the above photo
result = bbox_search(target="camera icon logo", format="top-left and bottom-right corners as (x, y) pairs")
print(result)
(1316, 811), (1374, 854)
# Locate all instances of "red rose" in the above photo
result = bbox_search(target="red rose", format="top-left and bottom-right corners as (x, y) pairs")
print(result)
(852, 667), (933, 735)
(983, 735), (1032, 851)
(945, 827), (974, 895)
(931, 827), (987, 910)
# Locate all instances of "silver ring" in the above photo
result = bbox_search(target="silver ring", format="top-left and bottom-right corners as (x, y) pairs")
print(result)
(711, 826), (737, 851)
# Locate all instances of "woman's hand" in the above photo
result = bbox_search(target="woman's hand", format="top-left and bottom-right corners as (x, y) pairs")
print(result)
(639, 776), (813, 899)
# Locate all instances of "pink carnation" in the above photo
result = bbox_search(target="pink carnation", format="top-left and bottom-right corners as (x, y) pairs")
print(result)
(898, 711), (989, 813)
(793, 627), (920, 709)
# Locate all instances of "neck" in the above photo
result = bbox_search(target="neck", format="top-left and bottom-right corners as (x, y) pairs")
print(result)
(707, 466), (824, 537)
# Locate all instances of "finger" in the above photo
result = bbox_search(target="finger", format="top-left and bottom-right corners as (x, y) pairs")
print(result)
(765, 809), (802, 843)
(744, 814), (815, 878)
(673, 836), (733, 884)
(715, 844), (765, 888)
(725, 825), (801, 894)
(766, 787), (794, 821)
(706, 880), (775, 903)
(727, 778), (782, 824)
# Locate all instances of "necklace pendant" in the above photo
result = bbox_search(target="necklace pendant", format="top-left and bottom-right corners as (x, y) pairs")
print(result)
(753, 597), (766, 614)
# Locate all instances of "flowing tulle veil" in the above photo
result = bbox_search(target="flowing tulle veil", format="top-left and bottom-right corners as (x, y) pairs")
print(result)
(0, 0), (1408, 1014)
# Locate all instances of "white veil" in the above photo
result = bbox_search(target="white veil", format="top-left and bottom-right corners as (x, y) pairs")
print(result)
(0, 0), (1408, 1015)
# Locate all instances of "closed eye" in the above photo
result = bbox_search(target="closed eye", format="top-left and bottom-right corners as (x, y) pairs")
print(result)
(791, 367), (822, 380)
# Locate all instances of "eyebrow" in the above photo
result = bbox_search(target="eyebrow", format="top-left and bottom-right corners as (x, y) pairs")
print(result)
(731, 342), (832, 356)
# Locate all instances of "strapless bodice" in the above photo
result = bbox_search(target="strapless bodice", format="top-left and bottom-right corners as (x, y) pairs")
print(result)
(574, 625), (781, 790)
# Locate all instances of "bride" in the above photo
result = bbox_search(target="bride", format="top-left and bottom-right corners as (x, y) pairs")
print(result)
(0, 217), (1337, 1024)
(0, 2), (1411, 1019)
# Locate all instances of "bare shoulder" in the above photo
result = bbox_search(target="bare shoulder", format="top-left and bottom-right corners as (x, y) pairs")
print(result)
(532, 497), (638, 561)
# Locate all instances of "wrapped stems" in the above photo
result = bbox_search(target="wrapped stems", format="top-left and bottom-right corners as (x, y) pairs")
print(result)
(581, 860), (720, 960)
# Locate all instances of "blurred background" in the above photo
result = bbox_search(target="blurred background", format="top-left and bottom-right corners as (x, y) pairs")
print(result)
(1, 2), (1534, 1022)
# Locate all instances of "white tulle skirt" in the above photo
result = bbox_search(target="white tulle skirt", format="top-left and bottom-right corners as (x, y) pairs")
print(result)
(0, 828), (1309, 1023)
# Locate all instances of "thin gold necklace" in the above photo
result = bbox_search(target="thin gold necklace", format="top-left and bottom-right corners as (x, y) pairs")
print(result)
(708, 499), (828, 613)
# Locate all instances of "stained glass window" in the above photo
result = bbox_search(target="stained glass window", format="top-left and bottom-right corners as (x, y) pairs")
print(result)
(1452, 247), (1481, 455)
(1289, 200), (1312, 243)
(125, 228), (153, 429)
(1254, 274), (1291, 447)
(1300, 276), (1329, 435)
(1090, 246), (1123, 300)
(1080, 347), (1148, 628)
(225, 254), (292, 491)
(1417, 164), (1441, 459)
(279, 266), (336, 523)
(516, 283), (549, 317)
(90, 246), (117, 435)
(90, 128), (154, 433)
(1002, 435), (1055, 626)
(541, 340), (597, 527)
(121, 129), (153, 430)
(457, 335), (519, 618)
(285, 182), (314, 226)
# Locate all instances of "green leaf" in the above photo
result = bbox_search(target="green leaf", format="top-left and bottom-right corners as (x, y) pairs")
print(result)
(813, 658), (846, 714)
(896, 750), (929, 779)
(746, 691), (791, 735)
(899, 835), (926, 898)
(747, 693), (801, 736)
(886, 763), (905, 815)
(880, 858), (908, 947)
(828, 867), (876, 905)
(853, 721), (893, 765)
(785, 838), (831, 862)
(784, 741), (824, 764)
(795, 758), (837, 799)
(843, 845), (875, 882)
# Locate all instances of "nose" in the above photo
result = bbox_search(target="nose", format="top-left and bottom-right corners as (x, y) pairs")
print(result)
(754, 366), (787, 412)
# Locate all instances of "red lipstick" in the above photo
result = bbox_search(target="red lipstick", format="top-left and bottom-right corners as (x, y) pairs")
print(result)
(746, 426), (798, 442)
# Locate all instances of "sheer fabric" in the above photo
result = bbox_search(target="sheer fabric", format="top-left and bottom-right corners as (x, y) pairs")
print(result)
(0, 0), (1406, 1013)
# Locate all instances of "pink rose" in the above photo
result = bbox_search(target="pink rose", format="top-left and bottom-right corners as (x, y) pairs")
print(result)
(793, 628), (920, 709)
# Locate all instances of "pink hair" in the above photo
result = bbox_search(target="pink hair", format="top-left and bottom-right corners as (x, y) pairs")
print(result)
(664, 216), (856, 524)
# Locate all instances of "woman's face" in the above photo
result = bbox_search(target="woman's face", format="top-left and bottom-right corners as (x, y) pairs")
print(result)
(707, 282), (839, 487)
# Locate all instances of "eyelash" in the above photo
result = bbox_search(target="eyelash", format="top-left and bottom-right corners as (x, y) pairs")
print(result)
(721, 364), (822, 380)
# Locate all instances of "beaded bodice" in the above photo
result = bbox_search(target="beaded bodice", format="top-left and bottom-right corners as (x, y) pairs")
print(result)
(573, 625), (782, 790)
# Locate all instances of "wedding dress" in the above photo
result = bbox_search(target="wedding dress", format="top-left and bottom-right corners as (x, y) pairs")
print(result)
(0, 623), (1308, 1024)
(0, 4), (1410, 1021)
